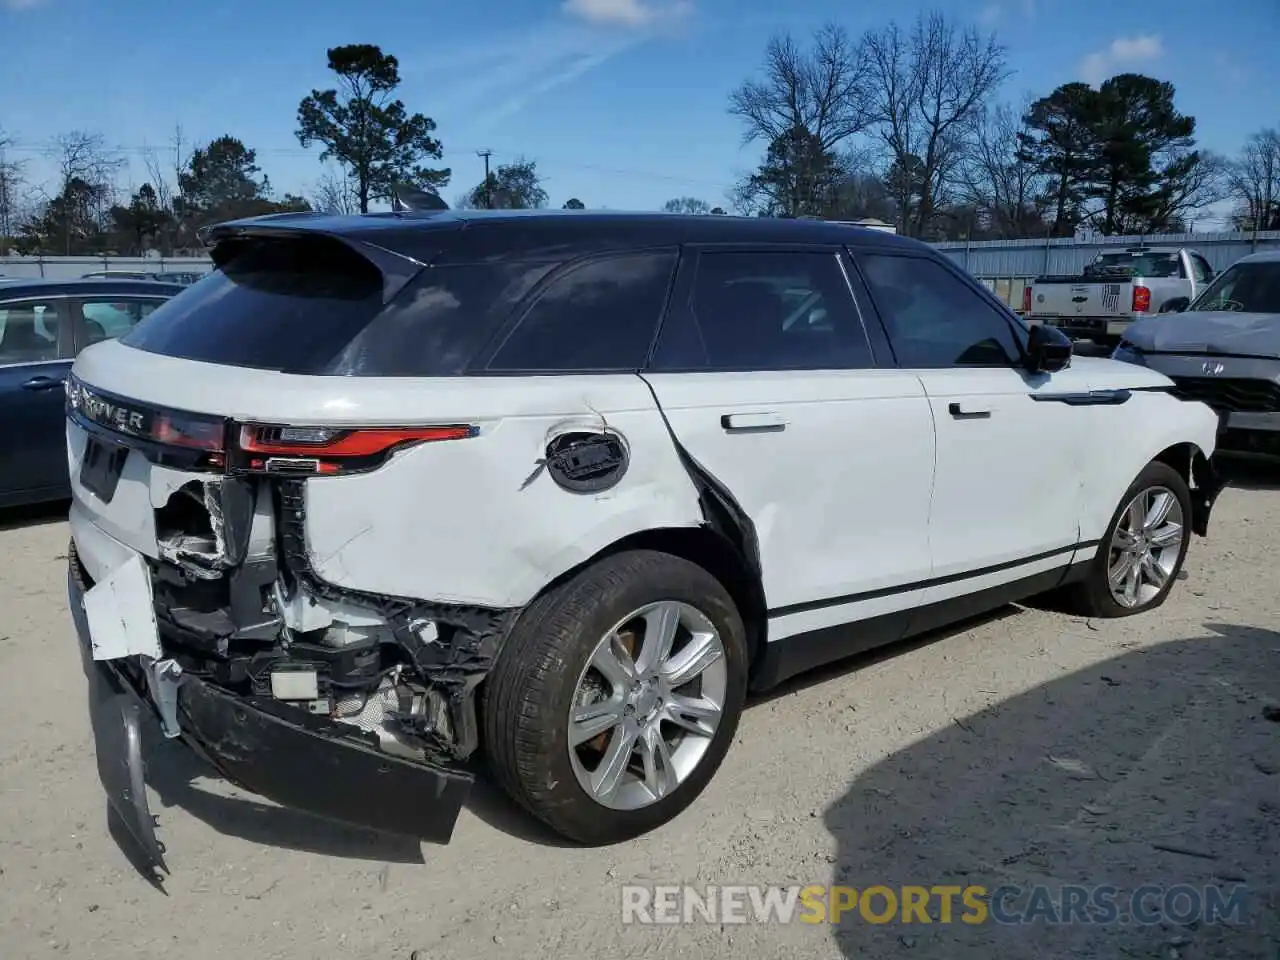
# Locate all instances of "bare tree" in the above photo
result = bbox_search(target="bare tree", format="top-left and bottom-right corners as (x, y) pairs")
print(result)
(42, 131), (124, 252)
(313, 164), (359, 214)
(142, 143), (173, 214)
(863, 13), (1009, 237)
(49, 130), (122, 194)
(728, 23), (873, 153)
(1146, 149), (1226, 232)
(1225, 128), (1280, 230)
(962, 101), (1046, 238)
(0, 128), (27, 254)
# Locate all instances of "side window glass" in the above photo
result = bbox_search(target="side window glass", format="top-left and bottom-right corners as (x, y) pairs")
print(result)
(858, 254), (1020, 369)
(1191, 256), (1213, 283)
(678, 250), (871, 371)
(487, 251), (676, 372)
(0, 301), (61, 364)
(81, 298), (164, 345)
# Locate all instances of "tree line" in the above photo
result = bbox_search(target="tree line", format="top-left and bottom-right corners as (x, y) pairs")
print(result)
(1, 22), (1277, 256)
(727, 14), (1277, 240)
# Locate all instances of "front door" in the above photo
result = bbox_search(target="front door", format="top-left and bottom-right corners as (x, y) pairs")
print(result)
(643, 245), (936, 644)
(854, 251), (1091, 610)
(0, 297), (73, 502)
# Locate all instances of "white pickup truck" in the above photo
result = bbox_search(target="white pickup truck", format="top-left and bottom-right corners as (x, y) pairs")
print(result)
(1023, 246), (1216, 346)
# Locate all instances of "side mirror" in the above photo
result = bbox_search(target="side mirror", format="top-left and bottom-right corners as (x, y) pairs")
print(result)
(1025, 323), (1072, 374)
(1159, 297), (1190, 314)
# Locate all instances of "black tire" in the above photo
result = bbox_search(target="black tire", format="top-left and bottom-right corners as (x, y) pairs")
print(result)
(1062, 461), (1192, 618)
(482, 549), (748, 845)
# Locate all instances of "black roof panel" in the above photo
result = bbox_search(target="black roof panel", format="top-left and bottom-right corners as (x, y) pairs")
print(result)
(205, 209), (924, 265)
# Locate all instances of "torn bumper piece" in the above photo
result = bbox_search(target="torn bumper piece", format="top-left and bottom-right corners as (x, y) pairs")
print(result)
(1190, 450), (1224, 537)
(70, 554), (474, 874)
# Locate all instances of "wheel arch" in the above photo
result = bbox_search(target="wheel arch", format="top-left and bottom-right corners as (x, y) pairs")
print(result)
(1150, 440), (1220, 537)
(521, 524), (768, 670)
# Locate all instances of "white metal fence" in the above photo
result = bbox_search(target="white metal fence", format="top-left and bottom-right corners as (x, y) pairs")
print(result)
(0, 255), (213, 281)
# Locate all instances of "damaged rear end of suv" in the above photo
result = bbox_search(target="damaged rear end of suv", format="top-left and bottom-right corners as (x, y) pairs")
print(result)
(68, 210), (745, 876)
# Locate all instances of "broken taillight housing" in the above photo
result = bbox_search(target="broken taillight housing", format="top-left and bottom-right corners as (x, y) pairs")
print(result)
(231, 423), (478, 475)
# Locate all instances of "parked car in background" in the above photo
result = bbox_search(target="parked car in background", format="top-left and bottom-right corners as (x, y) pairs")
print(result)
(80, 270), (158, 281)
(153, 271), (207, 286)
(0, 278), (184, 508)
(65, 209), (1223, 873)
(1114, 249), (1280, 457)
(1024, 246), (1214, 347)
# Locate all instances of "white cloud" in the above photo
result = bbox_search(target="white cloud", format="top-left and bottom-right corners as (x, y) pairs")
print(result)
(478, 45), (632, 128)
(419, 23), (644, 136)
(1078, 34), (1164, 85)
(4, 0), (48, 9)
(561, 0), (690, 28)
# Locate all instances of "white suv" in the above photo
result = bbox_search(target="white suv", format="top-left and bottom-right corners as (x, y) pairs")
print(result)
(66, 210), (1224, 874)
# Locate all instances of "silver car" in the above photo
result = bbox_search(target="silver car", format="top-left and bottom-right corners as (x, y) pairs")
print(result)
(1113, 249), (1280, 457)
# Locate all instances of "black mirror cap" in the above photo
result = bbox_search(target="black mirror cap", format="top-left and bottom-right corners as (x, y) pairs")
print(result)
(1159, 296), (1191, 314)
(1026, 323), (1072, 373)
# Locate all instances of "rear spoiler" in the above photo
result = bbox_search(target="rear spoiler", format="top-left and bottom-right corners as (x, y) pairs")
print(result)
(198, 216), (434, 305)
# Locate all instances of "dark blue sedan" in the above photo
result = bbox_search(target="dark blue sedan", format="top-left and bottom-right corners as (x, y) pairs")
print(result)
(0, 278), (185, 508)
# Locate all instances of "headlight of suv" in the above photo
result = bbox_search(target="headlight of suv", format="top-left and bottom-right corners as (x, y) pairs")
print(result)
(1112, 342), (1146, 366)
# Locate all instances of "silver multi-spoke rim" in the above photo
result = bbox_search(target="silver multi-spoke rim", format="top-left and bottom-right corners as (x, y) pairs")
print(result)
(567, 600), (727, 811)
(1108, 485), (1184, 608)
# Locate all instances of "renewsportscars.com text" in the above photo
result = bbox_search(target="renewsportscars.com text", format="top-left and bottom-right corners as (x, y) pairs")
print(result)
(620, 884), (1250, 926)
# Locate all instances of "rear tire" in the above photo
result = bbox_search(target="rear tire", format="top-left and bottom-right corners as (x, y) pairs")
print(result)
(1062, 461), (1192, 618)
(482, 549), (748, 844)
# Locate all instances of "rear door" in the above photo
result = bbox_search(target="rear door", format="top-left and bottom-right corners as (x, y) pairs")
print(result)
(853, 250), (1092, 615)
(0, 295), (74, 502)
(642, 244), (936, 644)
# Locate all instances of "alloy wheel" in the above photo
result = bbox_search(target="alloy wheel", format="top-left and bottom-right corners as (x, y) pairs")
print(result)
(567, 600), (727, 811)
(1107, 485), (1184, 608)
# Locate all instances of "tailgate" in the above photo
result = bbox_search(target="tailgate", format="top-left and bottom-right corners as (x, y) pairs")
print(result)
(1029, 281), (1129, 319)
(1059, 282), (1129, 318)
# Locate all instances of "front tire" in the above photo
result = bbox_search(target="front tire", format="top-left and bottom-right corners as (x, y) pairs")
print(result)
(482, 549), (748, 844)
(1065, 461), (1192, 618)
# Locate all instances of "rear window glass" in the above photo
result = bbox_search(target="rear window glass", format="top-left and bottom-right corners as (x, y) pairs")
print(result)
(1084, 251), (1181, 279)
(122, 237), (556, 375)
(328, 261), (555, 375)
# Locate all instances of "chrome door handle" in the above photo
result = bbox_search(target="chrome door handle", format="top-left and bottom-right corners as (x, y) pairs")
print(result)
(21, 375), (64, 391)
(948, 403), (991, 420)
(721, 412), (787, 432)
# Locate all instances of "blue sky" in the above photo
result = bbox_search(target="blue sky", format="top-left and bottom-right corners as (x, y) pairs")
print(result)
(1, 0), (1276, 222)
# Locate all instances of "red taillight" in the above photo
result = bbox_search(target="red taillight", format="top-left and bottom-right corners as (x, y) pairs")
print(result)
(232, 423), (478, 475)
(1132, 285), (1151, 312)
(155, 413), (225, 451)
(1022, 286), (1033, 313)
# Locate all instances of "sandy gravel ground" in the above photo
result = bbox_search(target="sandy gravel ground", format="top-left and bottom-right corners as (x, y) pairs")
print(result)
(1, 458), (1278, 960)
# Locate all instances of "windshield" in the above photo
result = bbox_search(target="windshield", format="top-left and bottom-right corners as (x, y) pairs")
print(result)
(1188, 261), (1280, 314)
(1083, 251), (1181, 279)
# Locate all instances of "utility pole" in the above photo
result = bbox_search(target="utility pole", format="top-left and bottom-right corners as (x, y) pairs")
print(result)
(477, 149), (492, 209)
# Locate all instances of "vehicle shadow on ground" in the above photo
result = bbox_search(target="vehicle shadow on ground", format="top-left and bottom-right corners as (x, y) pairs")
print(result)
(822, 622), (1280, 959)
(0, 498), (69, 532)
